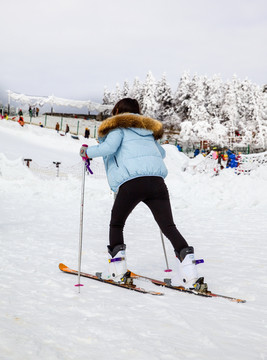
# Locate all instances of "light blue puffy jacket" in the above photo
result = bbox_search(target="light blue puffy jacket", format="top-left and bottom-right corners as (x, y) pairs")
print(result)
(86, 114), (168, 192)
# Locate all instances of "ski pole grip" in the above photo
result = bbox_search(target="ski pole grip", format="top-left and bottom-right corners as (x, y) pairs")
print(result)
(81, 144), (89, 161)
(81, 145), (93, 175)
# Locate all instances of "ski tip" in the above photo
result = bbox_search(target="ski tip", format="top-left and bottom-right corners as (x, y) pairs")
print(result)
(59, 263), (68, 271)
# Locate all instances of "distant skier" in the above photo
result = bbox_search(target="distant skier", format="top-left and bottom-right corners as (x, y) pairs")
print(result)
(80, 98), (206, 291)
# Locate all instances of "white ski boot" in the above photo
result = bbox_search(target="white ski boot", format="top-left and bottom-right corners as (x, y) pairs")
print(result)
(106, 244), (128, 283)
(172, 246), (207, 292)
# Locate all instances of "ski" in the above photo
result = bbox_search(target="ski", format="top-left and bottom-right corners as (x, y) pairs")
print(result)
(129, 271), (246, 303)
(59, 263), (164, 296)
(59, 263), (246, 302)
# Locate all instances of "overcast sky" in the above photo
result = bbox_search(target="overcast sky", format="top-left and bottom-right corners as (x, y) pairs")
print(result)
(1, 0), (267, 104)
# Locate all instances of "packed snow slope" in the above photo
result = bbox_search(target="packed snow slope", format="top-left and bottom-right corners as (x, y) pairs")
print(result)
(0, 120), (267, 360)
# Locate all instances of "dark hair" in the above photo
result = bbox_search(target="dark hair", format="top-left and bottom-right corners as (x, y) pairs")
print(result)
(112, 98), (141, 115)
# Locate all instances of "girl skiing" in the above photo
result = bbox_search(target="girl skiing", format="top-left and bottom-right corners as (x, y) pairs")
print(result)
(80, 98), (205, 290)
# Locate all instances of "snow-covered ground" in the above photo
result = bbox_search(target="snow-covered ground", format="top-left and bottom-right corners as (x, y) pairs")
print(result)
(0, 119), (267, 360)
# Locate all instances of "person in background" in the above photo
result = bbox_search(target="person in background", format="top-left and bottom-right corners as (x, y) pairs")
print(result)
(79, 98), (207, 291)
(194, 149), (200, 157)
(65, 124), (70, 134)
(55, 122), (60, 132)
(18, 117), (25, 126)
(84, 127), (90, 138)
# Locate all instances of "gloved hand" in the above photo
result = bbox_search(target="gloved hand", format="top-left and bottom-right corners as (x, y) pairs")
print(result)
(80, 144), (88, 159)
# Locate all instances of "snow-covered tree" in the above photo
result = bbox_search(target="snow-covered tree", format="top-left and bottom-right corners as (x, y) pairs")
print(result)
(204, 74), (224, 119)
(103, 87), (113, 105)
(179, 120), (195, 144)
(209, 121), (229, 147)
(142, 71), (158, 118)
(236, 78), (252, 123)
(250, 85), (267, 149)
(186, 74), (210, 124)
(220, 76), (240, 147)
(114, 83), (122, 103)
(122, 80), (130, 97)
(155, 73), (175, 122)
(128, 77), (144, 110)
(173, 71), (191, 122)
(102, 72), (267, 151)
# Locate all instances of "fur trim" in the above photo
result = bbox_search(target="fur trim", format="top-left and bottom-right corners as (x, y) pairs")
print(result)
(98, 113), (164, 140)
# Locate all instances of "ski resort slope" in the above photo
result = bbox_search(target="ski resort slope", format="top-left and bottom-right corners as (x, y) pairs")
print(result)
(0, 120), (267, 360)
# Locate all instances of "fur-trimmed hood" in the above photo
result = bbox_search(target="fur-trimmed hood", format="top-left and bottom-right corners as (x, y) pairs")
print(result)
(98, 113), (164, 140)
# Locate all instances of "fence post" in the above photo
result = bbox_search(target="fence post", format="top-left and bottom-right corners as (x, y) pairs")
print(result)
(24, 159), (32, 168)
(60, 117), (63, 131)
(53, 162), (61, 177)
(94, 125), (96, 138)
(45, 115), (47, 127)
(247, 145), (250, 154)
(77, 120), (80, 135)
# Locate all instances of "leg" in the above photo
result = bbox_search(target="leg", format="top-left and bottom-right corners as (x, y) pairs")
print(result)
(109, 180), (142, 250)
(107, 178), (144, 282)
(143, 178), (188, 253)
(143, 178), (205, 289)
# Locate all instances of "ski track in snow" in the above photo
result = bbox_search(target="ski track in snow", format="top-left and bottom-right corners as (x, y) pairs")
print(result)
(0, 120), (267, 360)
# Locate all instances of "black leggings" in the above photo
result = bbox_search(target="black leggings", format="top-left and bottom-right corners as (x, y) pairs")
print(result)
(109, 176), (188, 253)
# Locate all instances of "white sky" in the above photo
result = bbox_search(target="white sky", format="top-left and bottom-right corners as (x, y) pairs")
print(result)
(1, 0), (267, 103)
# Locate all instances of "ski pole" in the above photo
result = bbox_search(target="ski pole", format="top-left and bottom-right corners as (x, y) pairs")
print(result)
(160, 230), (172, 272)
(76, 160), (86, 291)
(76, 145), (93, 292)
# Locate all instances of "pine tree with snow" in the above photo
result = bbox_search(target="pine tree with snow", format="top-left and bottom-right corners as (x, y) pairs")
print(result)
(204, 74), (224, 120)
(114, 83), (122, 104)
(142, 71), (158, 118)
(173, 71), (191, 122)
(236, 78), (251, 122)
(128, 77), (144, 110)
(122, 80), (130, 97)
(220, 76), (240, 148)
(186, 74), (210, 124)
(103, 87), (113, 105)
(235, 78), (256, 147)
(155, 73), (175, 122)
(249, 84), (267, 149)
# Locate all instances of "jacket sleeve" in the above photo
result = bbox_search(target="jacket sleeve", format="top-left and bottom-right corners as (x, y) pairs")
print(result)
(86, 129), (123, 158)
(155, 141), (166, 159)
